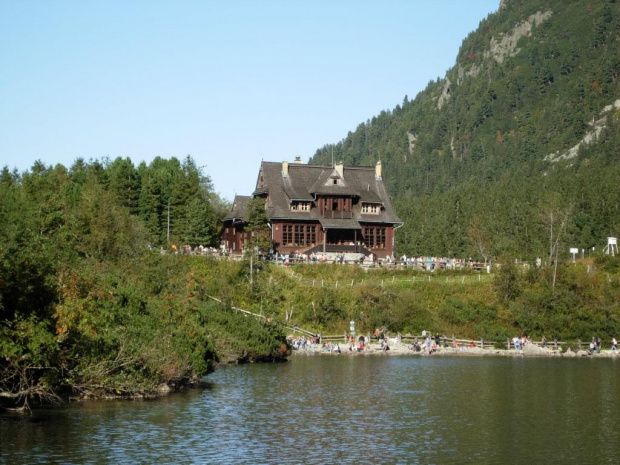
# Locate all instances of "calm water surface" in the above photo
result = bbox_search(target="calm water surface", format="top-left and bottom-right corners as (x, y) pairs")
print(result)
(2, 355), (619, 464)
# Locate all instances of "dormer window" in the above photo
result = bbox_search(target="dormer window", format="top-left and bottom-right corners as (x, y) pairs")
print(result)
(291, 201), (311, 212)
(362, 203), (381, 214)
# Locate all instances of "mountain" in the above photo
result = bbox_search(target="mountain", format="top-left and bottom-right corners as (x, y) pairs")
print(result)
(309, 0), (620, 260)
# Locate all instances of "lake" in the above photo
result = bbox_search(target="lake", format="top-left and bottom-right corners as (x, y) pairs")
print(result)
(2, 354), (619, 464)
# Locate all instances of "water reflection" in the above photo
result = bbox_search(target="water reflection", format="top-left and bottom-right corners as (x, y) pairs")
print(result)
(2, 356), (619, 463)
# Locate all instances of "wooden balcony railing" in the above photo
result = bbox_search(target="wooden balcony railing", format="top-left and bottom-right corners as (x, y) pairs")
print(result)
(322, 210), (353, 219)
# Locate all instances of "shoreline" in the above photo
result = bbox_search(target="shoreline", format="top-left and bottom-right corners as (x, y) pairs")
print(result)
(291, 341), (620, 358)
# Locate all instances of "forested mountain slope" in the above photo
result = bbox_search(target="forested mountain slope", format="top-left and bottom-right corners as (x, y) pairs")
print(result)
(310, 0), (620, 259)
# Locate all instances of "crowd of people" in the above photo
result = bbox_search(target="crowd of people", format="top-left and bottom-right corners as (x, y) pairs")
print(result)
(587, 336), (618, 354)
(291, 330), (619, 356)
(407, 332), (474, 354)
(398, 255), (490, 271)
(291, 335), (344, 353)
(154, 243), (227, 256)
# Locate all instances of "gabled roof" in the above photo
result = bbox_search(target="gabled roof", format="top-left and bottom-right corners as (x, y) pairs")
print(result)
(253, 161), (402, 225)
(223, 195), (252, 222)
(309, 168), (358, 196)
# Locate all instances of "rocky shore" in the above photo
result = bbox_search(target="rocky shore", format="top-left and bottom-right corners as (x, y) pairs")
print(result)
(292, 340), (620, 358)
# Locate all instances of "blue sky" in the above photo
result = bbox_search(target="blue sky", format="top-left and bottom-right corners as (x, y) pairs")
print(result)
(1, 0), (498, 201)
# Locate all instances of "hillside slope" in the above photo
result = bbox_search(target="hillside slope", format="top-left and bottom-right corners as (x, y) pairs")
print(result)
(310, 0), (620, 259)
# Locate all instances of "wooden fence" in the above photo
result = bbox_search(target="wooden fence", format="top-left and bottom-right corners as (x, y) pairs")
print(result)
(317, 333), (574, 351)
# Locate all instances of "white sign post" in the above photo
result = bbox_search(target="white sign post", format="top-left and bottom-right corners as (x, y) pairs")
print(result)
(569, 247), (578, 263)
(603, 237), (617, 257)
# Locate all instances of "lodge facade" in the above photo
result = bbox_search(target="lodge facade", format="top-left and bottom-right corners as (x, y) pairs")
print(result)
(222, 159), (402, 259)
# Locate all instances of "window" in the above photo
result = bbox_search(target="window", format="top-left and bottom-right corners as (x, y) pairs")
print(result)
(363, 226), (386, 249)
(308, 225), (316, 245)
(362, 203), (381, 214)
(282, 224), (317, 246)
(291, 202), (310, 211)
(283, 225), (293, 245)
(294, 225), (304, 245)
(364, 227), (374, 247)
(377, 228), (386, 248)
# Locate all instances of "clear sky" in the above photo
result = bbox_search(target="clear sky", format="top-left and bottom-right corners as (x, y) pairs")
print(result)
(1, 0), (498, 201)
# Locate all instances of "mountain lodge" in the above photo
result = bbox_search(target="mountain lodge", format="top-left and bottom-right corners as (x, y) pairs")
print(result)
(222, 158), (402, 259)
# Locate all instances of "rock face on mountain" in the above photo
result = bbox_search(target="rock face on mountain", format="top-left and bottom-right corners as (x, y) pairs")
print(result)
(486, 11), (552, 64)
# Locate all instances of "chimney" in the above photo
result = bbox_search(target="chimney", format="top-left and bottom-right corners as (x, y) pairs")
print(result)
(282, 161), (289, 177)
(375, 161), (382, 180)
(294, 156), (302, 164)
(335, 160), (344, 178)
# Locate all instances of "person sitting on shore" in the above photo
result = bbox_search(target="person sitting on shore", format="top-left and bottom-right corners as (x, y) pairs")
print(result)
(452, 338), (458, 348)
(612, 338), (617, 351)
(468, 340), (475, 349)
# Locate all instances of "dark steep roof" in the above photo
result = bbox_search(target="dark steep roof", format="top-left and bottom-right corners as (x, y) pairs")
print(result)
(223, 195), (252, 222)
(255, 161), (402, 226)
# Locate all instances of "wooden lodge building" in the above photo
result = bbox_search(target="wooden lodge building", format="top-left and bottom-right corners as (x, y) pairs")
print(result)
(222, 158), (403, 259)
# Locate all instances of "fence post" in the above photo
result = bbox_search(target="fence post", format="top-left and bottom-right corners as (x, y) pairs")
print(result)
(480, 338), (484, 350)
(577, 339), (581, 350)
(507, 338), (510, 350)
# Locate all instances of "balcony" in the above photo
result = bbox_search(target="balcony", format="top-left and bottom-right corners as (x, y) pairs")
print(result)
(322, 210), (353, 219)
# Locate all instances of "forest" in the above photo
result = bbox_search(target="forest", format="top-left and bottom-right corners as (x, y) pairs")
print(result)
(0, 157), (288, 410)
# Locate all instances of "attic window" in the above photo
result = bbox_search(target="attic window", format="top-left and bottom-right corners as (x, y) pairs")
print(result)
(362, 203), (381, 214)
(291, 201), (310, 211)
(333, 179), (338, 185)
